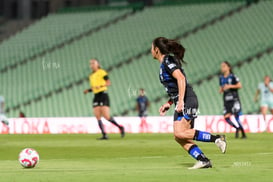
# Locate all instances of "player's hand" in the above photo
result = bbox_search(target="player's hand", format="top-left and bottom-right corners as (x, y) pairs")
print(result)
(159, 103), (171, 116)
(175, 101), (184, 113)
(83, 90), (89, 94)
(222, 84), (231, 91)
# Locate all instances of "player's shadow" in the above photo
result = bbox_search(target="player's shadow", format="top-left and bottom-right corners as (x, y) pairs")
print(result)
(179, 162), (194, 168)
(179, 162), (232, 169)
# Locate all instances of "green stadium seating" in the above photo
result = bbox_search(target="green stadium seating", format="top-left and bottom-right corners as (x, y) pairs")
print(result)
(1, 1), (244, 114)
(7, 50), (273, 117)
(0, 9), (131, 70)
(4, 1), (273, 117)
(183, 0), (273, 83)
(194, 52), (273, 115)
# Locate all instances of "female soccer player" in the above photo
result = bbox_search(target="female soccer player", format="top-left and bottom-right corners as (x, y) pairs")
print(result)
(84, 59), (125, 140)
(254, 75), (273, 130)
(151, 37), (227, 169)
(0, 96), (9, 127)
(219, 61), (246, 138)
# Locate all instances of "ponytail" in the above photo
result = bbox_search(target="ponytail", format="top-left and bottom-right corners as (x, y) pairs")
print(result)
(153, 37), (186, 66)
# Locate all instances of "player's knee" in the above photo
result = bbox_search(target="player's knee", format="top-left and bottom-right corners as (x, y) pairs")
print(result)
(174, 136), (184, 144)
(94, 115), (101, 120)
(224, 115), (230, 119)
(103, 115), (111, 121)
(174, 132), (187, 141)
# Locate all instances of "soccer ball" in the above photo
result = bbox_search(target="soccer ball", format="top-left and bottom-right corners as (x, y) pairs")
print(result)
(18, 148), (39, 168)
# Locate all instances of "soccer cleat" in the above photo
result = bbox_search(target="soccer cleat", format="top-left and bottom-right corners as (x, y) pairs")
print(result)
(235, 128), (239, 138)
(97, 136), (109, 140)
(215, 135), (227, 154)
(120, 126), (125, 138)
(188, 160), (212, 170)
(1, 120), (9, 126)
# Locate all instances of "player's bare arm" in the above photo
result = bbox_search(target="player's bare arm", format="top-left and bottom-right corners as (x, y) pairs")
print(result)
(254, 89), (260, 102)
(172, 69), (185, 113)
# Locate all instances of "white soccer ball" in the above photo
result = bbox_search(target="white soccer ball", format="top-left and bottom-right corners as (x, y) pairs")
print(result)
(18, 148), (39, 168)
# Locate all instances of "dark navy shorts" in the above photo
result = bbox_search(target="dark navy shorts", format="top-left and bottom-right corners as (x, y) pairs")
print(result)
(93, 92), (110, 107)
(223, 99), (242, 116)
(173, 96), (198, 128)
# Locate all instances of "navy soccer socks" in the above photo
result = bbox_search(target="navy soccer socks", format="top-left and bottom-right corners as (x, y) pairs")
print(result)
(194, 130), (220, 142)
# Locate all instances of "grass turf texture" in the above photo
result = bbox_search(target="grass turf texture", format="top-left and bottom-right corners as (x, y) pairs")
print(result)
(0, 133), (272, 182)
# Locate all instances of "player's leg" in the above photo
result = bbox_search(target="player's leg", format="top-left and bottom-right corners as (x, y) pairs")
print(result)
(138, 112), (144, 133)
(101, 106), (125, 138)
(141, 117), (149, 133)
(232, 101), (246, 138)
(0, 114), (9, 133)
(173, 119), (209, 155)
(93, 106), (108, 140)
(224, 113), (236, 128)
(0, 114), (9, 126)
(173, 116), (226, 169)
(139, 115), (144, 133)
(173, 119), (212, 169)
(224, 109), (240, 138)
(93, 94), (108, 139)
(173, 118), (226, 152)
(261, 106), (267, 121)
(224, 112), (239, 133)
(234, 113), (246, 138)
(270, 102), (273, 116)
(260, 105), (268, 128)
(270, 107), (273, 132)
(267, 101), (273, 131)
(139, 111), (149, 133)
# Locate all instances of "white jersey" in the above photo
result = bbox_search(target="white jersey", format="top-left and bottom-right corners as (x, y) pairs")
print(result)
(0, 96), (5, 114)
(258, 82), (273, 102)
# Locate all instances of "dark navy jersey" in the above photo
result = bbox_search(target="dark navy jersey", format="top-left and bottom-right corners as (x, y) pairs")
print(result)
(136, 96), (149, 113)
(219, 73), (240, 102)
(159, 55), (196, 102)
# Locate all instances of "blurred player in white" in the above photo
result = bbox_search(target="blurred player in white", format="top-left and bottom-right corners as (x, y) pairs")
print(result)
(0, 96), (9, 127)
(254, 75), (273, 130)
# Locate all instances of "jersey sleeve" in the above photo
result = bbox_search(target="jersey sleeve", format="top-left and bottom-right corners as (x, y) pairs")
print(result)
(232, 74), (240, 84)
(88, 74), (92, 87)
(103, 75), (109, 80)
(258, 83), (262, 91)
(219, 76), (223, 86)
(269, 82), (273, 89)
(163, 56), (180, 74)
(100, 69), (108, 80)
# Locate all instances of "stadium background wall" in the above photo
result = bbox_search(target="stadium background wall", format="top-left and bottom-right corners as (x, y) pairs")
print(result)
(1, 115), (272, 134)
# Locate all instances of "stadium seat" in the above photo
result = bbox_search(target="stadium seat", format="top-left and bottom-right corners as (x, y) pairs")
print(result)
(0, 9), (131, 70)
(183, 0), (273, 83)
(4, 1), (273, 117)
(194, 52), (273, 115)
(1, 1), (244, 114)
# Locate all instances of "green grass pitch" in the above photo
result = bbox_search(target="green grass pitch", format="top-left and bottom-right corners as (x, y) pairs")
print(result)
(0, 133), (272, 182)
